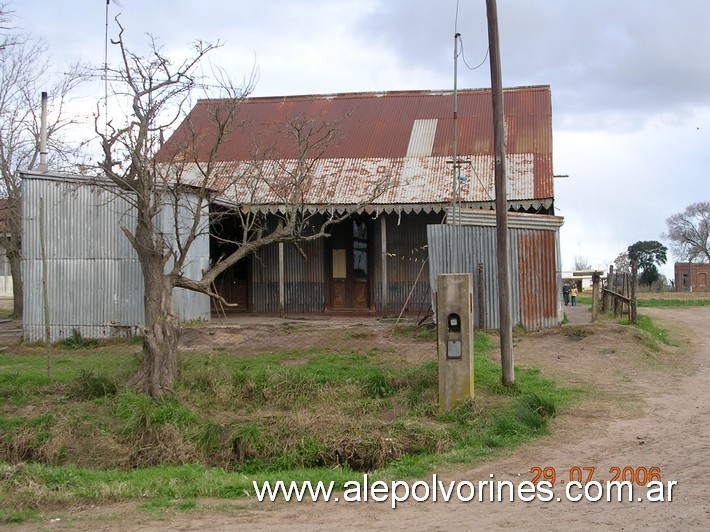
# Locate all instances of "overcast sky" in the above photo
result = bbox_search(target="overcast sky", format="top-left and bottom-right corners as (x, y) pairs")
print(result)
(12, 0), (710, 278)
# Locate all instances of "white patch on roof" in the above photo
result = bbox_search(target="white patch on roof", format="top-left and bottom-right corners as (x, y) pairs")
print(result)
(406, 119), (438, 157)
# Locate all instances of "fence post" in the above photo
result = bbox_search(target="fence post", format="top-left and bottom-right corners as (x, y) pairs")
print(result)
(477, 263), (485, 329)
(630, 262), (638, 324)
(603, 265), (613, 312)
(592, 272), (601, 322)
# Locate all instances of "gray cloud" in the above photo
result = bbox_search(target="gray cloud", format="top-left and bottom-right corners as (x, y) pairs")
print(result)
(358, 0), (710, 132)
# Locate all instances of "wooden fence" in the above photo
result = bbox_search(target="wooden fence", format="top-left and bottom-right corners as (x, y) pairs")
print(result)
(602, 264), (638, 323)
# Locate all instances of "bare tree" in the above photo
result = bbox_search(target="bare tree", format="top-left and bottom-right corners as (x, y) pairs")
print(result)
(613, 251), (631, 273)
(665, 202), (710, 263)
(98, 23), (390, 398)
(0, 28), (87, 318)
(0, 3), (17, 50)
(573, 255), (591, 270)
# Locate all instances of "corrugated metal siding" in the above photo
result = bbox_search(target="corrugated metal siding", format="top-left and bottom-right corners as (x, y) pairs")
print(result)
(427, 222), (560, 331)
(22, 175), (210, 341)
(251, 238), (279, 313)
(516, 229), (559, 330)
(283, 238), (325, 313)
(379, 212), (440, 315)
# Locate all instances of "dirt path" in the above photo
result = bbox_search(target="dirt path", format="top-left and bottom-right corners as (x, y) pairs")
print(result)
(30, 307), (710, 530)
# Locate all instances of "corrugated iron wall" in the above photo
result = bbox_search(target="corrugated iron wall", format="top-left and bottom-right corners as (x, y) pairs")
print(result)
(427, 223), (560, 330)
(22, 174), (210, 342)
(376, 211), (443, 316)
(250, 215), (327, 314)
(284, 237), (326, 313)
(516, 229), (559, 330)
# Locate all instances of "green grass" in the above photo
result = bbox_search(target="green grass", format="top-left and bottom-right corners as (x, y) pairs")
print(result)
(0, 331), (580, 523)
(637, 298), (710, 307)
(627, 314), (675, 351)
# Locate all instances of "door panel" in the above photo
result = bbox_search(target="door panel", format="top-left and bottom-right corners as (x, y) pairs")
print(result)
(329, 218), (371, 310)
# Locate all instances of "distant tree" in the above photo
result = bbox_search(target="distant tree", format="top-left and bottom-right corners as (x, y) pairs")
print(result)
(652, 274), (668, 292)
(664, 202), (710, 263)
(627, 240), (667, 288)
(613, 252), (631, 274)
(0, 20), (87, 318)
(574, 255), (591, 270)
(0, 3), (16, 49)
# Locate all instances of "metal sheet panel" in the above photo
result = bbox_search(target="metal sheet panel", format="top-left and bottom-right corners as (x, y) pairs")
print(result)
(427, 221), (560, 331)
(21, 174), (210, 341)
(202, 152), (543, 211)
(406, 119), (438, 156)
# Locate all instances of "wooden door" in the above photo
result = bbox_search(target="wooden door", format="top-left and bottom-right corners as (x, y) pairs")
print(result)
(330, 218), (370, 310)
(212, 256), (250, 312)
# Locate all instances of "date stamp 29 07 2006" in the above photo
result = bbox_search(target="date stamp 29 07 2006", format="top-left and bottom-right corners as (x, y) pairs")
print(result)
(529, 465), (677, 502)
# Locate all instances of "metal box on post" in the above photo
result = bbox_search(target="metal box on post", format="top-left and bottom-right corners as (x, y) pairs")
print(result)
(436, 273), (474, 410)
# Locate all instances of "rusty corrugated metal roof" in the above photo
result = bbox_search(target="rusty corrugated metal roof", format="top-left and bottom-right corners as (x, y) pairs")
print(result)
(158, 85), (554, 210)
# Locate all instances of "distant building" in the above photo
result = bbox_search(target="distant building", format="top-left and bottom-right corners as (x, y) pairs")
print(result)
(0, 199), (12, 297)
(675, 262), (710, 292)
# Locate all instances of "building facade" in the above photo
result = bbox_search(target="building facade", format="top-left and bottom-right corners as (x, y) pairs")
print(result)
(675, 262), (710, 292)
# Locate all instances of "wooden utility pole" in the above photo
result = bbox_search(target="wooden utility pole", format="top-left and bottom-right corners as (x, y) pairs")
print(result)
(486, 0), (514, 385)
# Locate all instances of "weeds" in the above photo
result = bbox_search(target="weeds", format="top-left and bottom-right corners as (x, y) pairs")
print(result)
(627, 314), (675, 351)
(0, 326), (581, 521)
(61, 329), (97, 349)
(72, 370), (117, 400)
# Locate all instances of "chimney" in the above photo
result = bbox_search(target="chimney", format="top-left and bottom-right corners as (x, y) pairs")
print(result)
(39, 91), (48, 173)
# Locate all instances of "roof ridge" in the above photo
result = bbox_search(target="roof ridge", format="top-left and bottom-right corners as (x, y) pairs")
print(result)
(197, 84), (551, 105)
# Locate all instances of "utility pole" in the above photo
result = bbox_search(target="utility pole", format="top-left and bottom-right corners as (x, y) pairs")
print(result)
(451, 31), (461, 273)
(486, 0), (514, 385)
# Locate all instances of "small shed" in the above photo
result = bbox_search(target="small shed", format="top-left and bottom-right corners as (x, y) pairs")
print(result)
(21, 171), (210, 342)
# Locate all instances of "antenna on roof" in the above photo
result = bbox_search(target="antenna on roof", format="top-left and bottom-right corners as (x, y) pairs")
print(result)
(452, 31), (461, 272)
(448, 0), (463, 272)
(103, 0), (113, 138)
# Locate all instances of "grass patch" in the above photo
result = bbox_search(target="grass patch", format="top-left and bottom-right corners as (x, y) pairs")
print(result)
(626, 314), (675, 351)
(0, 328), (579, 520)
(392, 324), (437, 341)
(576, 295), (593, 305)
(637, 298), (710, 308)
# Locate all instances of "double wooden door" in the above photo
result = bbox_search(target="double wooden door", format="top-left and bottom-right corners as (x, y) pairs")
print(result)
(330, 218), (370, 310)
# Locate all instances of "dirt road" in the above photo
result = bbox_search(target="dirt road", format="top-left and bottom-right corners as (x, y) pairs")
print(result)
(34, 307), (710, 530)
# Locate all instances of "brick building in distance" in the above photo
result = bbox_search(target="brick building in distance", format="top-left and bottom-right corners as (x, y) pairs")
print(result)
(675, 262), (710, 292)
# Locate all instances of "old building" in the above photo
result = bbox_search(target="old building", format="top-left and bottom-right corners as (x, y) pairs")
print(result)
(21, 85), (565, 339)
(159, 85), (562, 326)
(675, 262), (710, 292)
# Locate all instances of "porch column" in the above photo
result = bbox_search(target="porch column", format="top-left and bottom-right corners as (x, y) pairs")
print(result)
(381, 215), (388, 317)
(278, 241), (285, 317)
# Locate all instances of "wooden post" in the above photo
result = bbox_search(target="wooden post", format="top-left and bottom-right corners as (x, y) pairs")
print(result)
(630, 262), (638, 323)
(486, 0), (514, 385)
(278, 241), (285, 318)
(603, 265), (613, 312)
(477, 262), (485, 329)
(591, 272), (601, 322)
(380, 216), (388, 317)
(39, 198), (52, 382)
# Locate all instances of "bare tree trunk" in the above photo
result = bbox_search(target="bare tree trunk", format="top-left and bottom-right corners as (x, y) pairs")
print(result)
(129, 264), (180, 398)
(127, 202), (181, 398)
